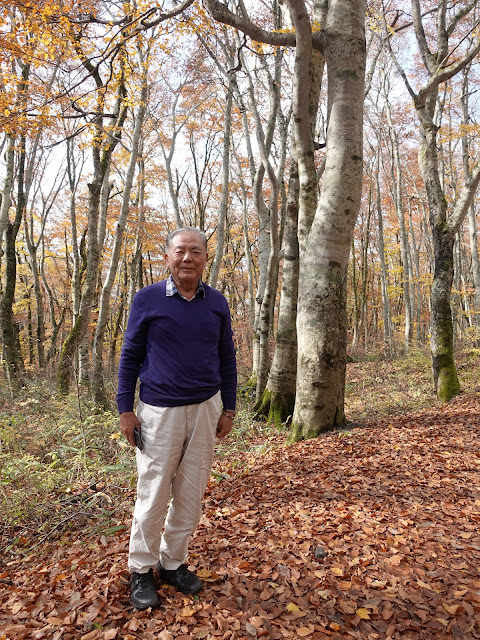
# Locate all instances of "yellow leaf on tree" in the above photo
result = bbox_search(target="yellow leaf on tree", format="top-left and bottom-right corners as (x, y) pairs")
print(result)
(356, 608), (371, 619)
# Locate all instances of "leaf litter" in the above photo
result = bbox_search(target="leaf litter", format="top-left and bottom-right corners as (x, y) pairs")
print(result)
(1, 392), (479, 639)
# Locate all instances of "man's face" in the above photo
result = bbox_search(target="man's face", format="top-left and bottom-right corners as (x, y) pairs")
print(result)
(165, 231), (208, 291)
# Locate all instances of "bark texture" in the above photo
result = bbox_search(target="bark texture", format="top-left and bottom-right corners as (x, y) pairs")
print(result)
(290, 0), (366, 441)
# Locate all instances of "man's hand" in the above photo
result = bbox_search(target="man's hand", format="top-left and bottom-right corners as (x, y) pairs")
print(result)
(120, 411), (141, 447)
(216, 413), (233, 439)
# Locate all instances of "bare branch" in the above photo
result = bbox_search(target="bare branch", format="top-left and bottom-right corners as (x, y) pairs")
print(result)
(416, 39), (480, 109)
(448, 162), (480, 234)
(202, 0), (325, 52)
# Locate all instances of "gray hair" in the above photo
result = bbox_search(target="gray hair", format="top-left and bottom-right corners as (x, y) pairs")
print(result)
(166, 227), (207, 251)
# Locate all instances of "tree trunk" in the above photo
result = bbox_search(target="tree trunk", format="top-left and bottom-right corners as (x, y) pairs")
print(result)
(92, 70), (148, 406)
(290, 0), (366, 441)
(255, 159), (299, 426)
(386, 99), (413, 351)
(57, 46), (128, 393)
(375, 147), (394, 355)
(430, 225), (460, 399)
(209, 83), (232, 289)
(1, 136), (27, 384)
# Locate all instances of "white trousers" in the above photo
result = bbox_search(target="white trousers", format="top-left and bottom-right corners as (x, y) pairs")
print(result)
(128, 392), (221, 573)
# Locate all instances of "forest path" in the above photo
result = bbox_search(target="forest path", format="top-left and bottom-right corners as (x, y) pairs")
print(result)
(1, 392), (479, 639)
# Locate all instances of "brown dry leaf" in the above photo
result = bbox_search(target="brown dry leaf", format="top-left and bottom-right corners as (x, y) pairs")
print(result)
(338, 581), (351, 591)
(103, 630), (118, 640)
(194, 629), (210, 639)
(248, 616), (265, 629)
(11, 603), (23, 615)
(339, 600), (357, 615)
(128, 618), (140, 632)
(179, 606), (197, 617)
(297, 626), (314, 636)
(386, 554), (403, 566)
(81, 631), (100, 640)
(157, 632), (174, 640)
(442, 603), (464, 616)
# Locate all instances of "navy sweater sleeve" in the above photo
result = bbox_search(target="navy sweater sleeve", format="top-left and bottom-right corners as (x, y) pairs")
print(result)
(116, 286), (149, 414)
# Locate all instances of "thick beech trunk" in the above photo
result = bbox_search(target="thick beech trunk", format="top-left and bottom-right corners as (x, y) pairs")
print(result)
(430, 226), (460, 399)
(290, 0), (366, 440)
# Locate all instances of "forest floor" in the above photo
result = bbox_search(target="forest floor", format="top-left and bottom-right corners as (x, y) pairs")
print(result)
(0, 350), (479, 640)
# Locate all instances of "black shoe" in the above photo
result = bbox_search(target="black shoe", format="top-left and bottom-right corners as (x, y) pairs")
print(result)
(130, 569), (161, 610)
(157, 563), (203, 595)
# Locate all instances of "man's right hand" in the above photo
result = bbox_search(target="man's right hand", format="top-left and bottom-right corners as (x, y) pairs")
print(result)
(119, 411), (141, 447)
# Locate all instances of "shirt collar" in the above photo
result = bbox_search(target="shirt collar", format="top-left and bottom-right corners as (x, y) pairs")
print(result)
(166, 275), (205, 300)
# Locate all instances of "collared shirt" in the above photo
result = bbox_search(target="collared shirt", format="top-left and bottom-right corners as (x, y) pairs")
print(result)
(166, 275), (206, 301)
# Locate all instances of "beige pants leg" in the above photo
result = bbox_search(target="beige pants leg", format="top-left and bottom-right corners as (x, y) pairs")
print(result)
(128, 392), (221, 574)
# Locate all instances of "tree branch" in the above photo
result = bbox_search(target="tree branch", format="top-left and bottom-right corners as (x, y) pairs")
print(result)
(416, 39), (480, 109)
(448, 163), (480, 234)
(202, 0), (325, 52)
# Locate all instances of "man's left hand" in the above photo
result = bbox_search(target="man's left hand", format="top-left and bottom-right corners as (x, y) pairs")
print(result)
(216, 413), (233, 439)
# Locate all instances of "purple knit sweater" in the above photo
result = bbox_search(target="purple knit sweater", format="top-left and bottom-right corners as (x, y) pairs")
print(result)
(116, 280), (237, 413)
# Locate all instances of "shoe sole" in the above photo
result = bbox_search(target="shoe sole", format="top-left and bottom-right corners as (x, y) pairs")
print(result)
(131, 598), (160, 610)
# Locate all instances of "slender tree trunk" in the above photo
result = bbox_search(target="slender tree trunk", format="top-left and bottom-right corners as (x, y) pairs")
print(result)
(375, 147), (394, 355)
(209, 83), (232, 289)
(386, 101), (413, 351)
(1, 135), (27, 383)
(128, 154), (146, 311)
(0, 135), (15, 257)
(461, 67), (480, 344)
(57, 48), (128, 393)
(92, 72), (147, 406)
(255, 159), (299, 425)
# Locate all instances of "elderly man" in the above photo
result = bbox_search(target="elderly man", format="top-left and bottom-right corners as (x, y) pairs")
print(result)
(117, 227), (237, 610)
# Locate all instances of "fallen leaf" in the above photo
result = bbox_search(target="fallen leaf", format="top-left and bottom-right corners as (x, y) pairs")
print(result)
(245, 621), (257, 636)
(356, 608), (371, 620)
(338, 581), (352, 591)
(442, 603), (464, 616)
(196, 569), (211, 579)
(248, 616), (264, 629)
(297, 626), (313, 636)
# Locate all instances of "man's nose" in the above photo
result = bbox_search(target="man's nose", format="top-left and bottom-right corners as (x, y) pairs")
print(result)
(182, 251), (193, 261)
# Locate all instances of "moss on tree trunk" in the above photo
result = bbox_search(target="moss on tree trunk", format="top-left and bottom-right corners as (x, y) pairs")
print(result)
(254, 388), (295, 429)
